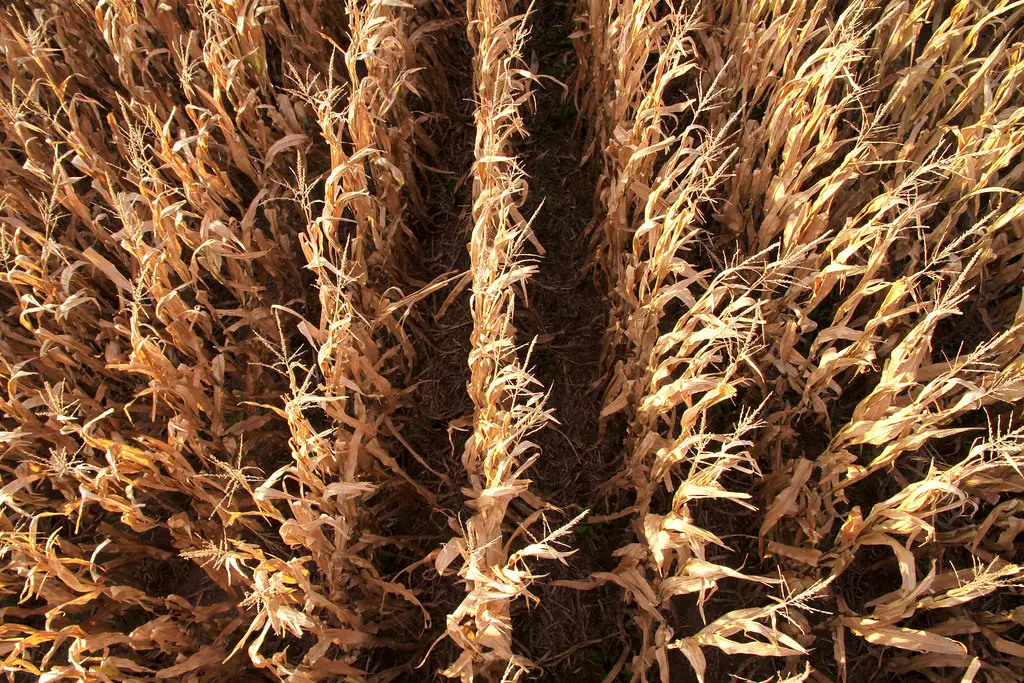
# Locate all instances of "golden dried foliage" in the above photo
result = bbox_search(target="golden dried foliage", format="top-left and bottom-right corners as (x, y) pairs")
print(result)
(576, 0), (1024, 681)
(1, 0), (1023, 681)
(0, 0), (450, 679)
(433, 2), (584, 680)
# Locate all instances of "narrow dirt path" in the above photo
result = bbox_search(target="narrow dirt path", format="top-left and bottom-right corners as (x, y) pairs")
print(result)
(365, 19), (479, 678)
(507, 2), (632, 677)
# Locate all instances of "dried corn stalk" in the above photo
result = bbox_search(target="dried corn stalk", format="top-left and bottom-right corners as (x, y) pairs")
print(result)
(690, 1), (1024, 679)
(2, 0), (1024, 680)
(574, 3), (809, 680)
(0, 0), (445, 679)
(576, 0), (1024, 680)
(433, 2), (581, 681)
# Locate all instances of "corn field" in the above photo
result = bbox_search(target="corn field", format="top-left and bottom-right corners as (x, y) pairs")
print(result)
(1, 0), (1022, 681)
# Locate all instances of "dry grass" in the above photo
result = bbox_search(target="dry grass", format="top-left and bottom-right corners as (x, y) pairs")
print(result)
(1, 0), (1023, 681)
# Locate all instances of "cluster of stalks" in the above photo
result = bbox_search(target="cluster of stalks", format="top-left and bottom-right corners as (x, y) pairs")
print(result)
(577, 0), (1024, 681)
(435, 2), (582, 680)
(2, 0), (1024, 681)
(0, 0), (447, 679)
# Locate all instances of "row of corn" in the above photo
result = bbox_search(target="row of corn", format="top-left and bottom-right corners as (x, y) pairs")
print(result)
(577, 0), (1024, 681)
(2, 0), (1024, 681)
(0, 0), (449, 679)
